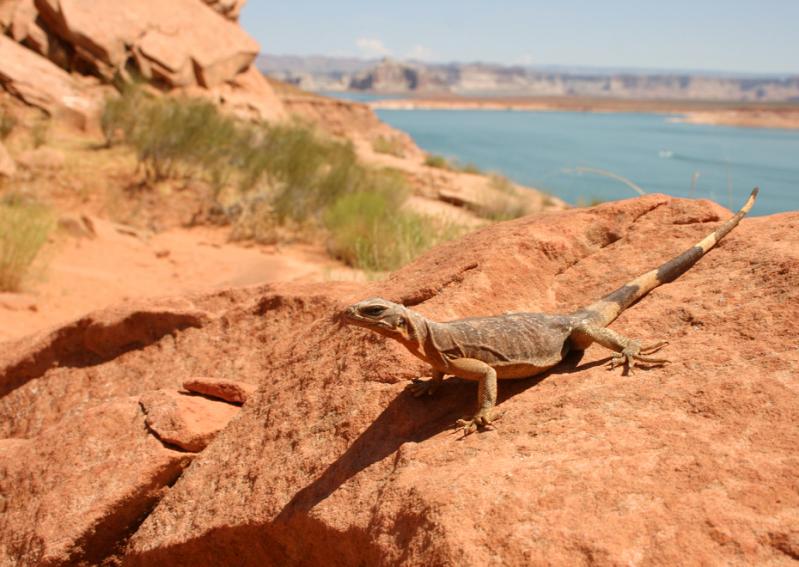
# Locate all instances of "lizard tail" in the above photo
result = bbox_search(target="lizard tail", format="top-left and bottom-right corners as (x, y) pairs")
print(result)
(579, 187), (759, 327)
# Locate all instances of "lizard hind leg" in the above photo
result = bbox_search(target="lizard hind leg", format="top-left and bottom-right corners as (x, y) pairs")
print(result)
(574, 323), (670, 375)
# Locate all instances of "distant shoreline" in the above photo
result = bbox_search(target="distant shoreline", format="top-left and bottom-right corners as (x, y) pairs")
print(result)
(369, 96), (799, 130)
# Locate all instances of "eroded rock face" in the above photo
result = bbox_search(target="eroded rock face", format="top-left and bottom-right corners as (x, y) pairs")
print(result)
(140, 389), (241, 452)
(0, 34), (101, 126)
(34, 0), (259, 88)
(202, 0), (246, 21)
(0, 399), (192, 566)
(2, 196), (798, 565)
(183, 377), (257, 404)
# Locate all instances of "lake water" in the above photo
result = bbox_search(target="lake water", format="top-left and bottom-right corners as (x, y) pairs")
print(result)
(328, 92), (799, 216)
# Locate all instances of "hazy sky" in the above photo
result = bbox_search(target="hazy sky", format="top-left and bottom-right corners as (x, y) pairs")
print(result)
(240, 1), (799, 75)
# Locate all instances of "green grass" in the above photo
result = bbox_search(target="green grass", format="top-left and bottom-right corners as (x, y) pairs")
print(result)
(0, 197), (54, 291)
(371, 135), (405, 157)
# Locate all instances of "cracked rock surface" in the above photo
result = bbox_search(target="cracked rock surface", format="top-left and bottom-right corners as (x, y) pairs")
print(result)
(1, 195), (798, 566)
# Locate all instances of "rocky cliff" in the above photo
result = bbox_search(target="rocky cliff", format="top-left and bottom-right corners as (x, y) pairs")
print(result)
(263, 56), (799, 102)
(2, 195), (797, 565)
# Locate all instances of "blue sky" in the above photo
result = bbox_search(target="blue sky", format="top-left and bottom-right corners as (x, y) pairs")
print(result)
(240, 1), (799, 75)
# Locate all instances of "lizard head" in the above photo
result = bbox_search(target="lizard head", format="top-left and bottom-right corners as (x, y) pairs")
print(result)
(341, 297), (417, 342)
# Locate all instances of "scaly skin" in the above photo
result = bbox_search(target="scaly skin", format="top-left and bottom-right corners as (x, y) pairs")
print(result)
(342, 189), (759, 435)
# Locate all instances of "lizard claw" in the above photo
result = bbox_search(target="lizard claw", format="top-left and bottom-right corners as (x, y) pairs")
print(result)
(455, 411), (494, 436)
(607, 341), (670, 375)
(406, 377), (441, 397)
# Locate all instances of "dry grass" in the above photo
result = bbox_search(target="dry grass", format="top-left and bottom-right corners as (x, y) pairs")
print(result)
(372, 135), (405, 157)
(0, 111), (16, 140)
(0, 198), (54, 291)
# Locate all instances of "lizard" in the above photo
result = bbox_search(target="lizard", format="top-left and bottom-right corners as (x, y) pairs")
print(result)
(342, 188), (758, 434)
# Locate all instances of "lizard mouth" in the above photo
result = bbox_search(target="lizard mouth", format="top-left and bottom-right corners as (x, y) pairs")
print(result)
(341, 307), (396, 330)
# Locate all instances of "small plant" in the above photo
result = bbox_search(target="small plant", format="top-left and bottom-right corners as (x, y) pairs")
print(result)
(488, 173), (516, 194)
(371, 135), (405, 158)
(424, 154), (449, 169)
(0, 197), (54, 291)
(575, 196), (606, 208)
(0, 111), (17, 140)
(31, 120), (49, 148)
(325, 190), (444, 272)
(102, 87), (240, 181)
(457, 162), (482, 174)
(472, 193), (530, 221)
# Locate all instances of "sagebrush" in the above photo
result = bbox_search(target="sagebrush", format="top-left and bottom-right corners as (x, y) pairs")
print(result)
(103, 88), (460, 270)
(0, 198), (53, 291)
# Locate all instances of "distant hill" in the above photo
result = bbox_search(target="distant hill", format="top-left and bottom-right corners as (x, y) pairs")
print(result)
(257, 55), (799, 102)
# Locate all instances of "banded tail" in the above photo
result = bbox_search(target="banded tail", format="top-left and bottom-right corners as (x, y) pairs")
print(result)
(581, 188), (758, 327)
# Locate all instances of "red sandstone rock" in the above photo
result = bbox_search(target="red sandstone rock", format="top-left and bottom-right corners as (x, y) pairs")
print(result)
(0, 399), (192, 566)
(182, 377), (257, 404)
(140, 389), (241, 451)
(2, 195), (798, 565)
(202, 0), (246, 21)
(35, 0), (259, 88)
(0, 35), (100, 126)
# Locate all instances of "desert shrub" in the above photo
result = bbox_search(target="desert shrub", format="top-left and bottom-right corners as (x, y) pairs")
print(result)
(424, 154), (449, 169)
(103, 89), (462, 271)
(371, 135), (405, 157)
(0, 111), (17, 140)
(489, 173), (516, 194)
(325, 191), (434, 271)
(325, 168), (461, 271)
(31, 120), (49, 148)
(0, 197), (54, 291)
(456, 161), (482, 174)
(471, 194), (530, 221)
(576, 196), (606, 207)
(102, 87), (240, 181)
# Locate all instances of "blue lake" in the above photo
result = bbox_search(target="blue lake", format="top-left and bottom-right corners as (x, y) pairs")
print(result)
(356, 104), (799, 216)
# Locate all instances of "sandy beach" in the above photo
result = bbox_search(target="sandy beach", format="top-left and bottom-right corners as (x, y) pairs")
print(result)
(371, 95), (799, 130)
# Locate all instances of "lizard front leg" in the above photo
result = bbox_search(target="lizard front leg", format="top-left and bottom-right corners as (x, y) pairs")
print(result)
(447, 358), (497, 435)
(573, 323), (668, 374)
(407, 369), (444, 397)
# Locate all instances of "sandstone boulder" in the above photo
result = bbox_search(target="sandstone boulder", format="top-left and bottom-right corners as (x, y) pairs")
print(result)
(183, 377), (257, 404)
(34, 0), (260, 88)
(140, 389), (241, 451)
(2, 195), (797, 565)
(0, 399), (192, 566)
(202, 0), (246, 21)
(0, 35), (100, 127)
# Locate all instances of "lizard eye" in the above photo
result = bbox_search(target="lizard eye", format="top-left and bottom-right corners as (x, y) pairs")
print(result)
(361, 305), (387, 317)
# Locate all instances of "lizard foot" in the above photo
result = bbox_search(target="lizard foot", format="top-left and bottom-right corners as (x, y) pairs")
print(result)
(406, 377), (441, 397)
(455, 411), (494, 436)
(608, 341), (670, 375)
